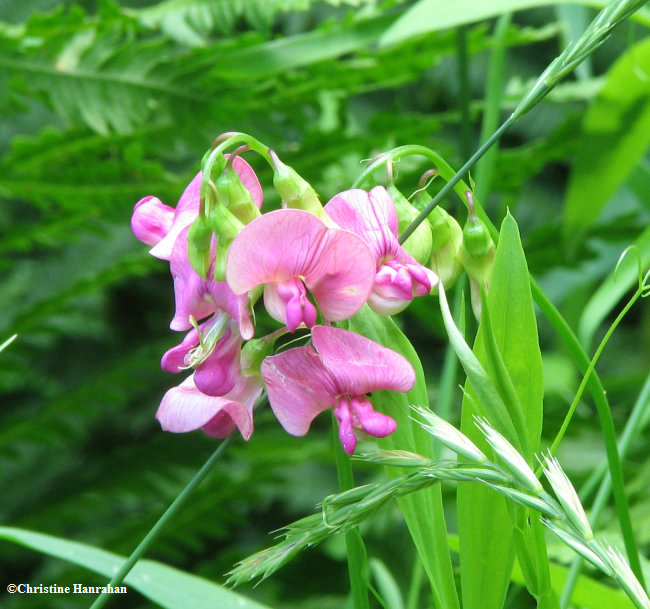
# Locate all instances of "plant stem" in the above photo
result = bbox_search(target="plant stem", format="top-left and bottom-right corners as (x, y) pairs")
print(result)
(332, 414), (370, 609)
(560, 372), (650, 608)
(88, 436), (234, 609)
(456, 25), (473, 161)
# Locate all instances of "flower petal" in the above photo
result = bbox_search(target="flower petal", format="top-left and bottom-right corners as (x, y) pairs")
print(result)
(261, 345), (337, 436)
(156, 374), (261, 440)
(194, 325), (242, 397)
(304, 228), (375, 322)
(311, 325), (415, 395)
(226, 209), (325, 294)
(131, 196), (174, 247)
(325, 186), (399, 262)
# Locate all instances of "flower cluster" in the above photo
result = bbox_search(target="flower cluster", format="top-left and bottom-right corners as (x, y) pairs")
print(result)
(131, 137), (490, 454)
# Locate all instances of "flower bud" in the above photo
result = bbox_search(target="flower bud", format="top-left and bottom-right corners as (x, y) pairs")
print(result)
(386, 184), (432, 264)
(207, 203), (245, 281)
(216, 165), (261, 225)
(270, 150), (327, 219)
(240, 331), (280, 375)
(427, 205), (464, 292)
(457, 193), (495, 319)
(187, 215), (213, 279)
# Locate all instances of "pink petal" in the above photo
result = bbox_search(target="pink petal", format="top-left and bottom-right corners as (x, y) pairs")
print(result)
(131, 196), (175, 247)
(261, 345), (337, 436)
(311, 325), (415, 396)
(193, 325), (242, 397)
(226, 209), (375, 323)
(226, 209), (326, 294)
(304, 228), (375, 322)
(369, 260), (439, 315)
(161, 326), (200, 373)
(168, 227), (253, 337)
(263, 279), (317, 332)
(150, 172), (203, 260)
(325, 186), (399, 262)
(149, 157), (262, 261)
(156, 374), (261, 440)
(349, 395), (396, 438)
(333, 396), (357, 455)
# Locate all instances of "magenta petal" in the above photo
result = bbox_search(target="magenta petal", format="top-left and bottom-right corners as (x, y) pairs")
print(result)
(311, 325), (415, 396)
(333, 396), (357, 455)
(131, 196), (175, 247)
(161, 327), (200, 373)
(261, 345), (337, 436)
(194, 326), (242, 397)
(349, 395), (396, 438)
(156, 374), (261, 440)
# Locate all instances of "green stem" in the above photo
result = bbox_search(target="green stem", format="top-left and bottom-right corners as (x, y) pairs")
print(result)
(474, 12), (512, 206)
(529, 278), (646, 589)
(398, 117), (515, 245)
(456, 25), (473, 161)
(405, 553), (425, 609)
(332, 414), (370, 609)
(88, 436), (234, 609)
(545, 285), (645, 459)
(560, 372), (650, 608)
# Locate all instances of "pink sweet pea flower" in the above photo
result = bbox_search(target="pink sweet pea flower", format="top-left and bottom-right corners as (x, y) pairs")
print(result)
(169, 226), (253, 338)
(161, 315), (242, 397)
(261, 325), (415, 454)
(225, 209), (376, 332)
(131, 156), (263, 260)
(325, 186), (439, 315)
(156, 373), (262, 440)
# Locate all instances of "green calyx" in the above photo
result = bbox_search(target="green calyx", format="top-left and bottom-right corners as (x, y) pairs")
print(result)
(207, 203), (245, 282)
(216, 165), (261, 225)
(270, 150), (325, 218)
(187, 215), (213, 280)
(427, 205), (464, 291)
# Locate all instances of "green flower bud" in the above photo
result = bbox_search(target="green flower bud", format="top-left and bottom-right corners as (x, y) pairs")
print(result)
(207, 203), (245, 281)
(216, 165), (261, 225)
(427, 206), (463, 292)
(457, 193), (495, 319)
(270, 150), (326, 219)
(240, 330), (280, 375)
(386, 183), (432, 264)
(187, 215), (213, 280)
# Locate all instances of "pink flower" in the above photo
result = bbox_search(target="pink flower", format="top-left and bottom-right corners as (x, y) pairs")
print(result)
(261, 325), (415, 454)
(325, 186), (439, 315)
(169, 226), (253, 338)
(161, 315), (242, 397)
(225, 209), (376, 332)
(156, 373), (262, 440)
(131, 157), (263, 261)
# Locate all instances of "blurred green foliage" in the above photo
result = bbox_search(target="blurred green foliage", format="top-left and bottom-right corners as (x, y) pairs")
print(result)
(0, 1), (648, 608)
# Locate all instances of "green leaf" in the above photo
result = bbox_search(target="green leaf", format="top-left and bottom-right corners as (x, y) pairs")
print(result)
(0, 526), (272, 609)
(457, 213), (548, 609)
(380, 0), (650, 47)
(347, 306), (460, 609)
(563, 36), (650, 242)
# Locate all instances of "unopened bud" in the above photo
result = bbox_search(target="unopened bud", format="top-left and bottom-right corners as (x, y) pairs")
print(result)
(187, 215), (213, 279)
(270, 150), (326, 219)
(386, 184), (432, 264)
(458, 193), (494, 319)
(216, 165), (261, 225)
(427, 206), (464, 291)
(207, 203), (245, 281)
(240, 330), (281, 375)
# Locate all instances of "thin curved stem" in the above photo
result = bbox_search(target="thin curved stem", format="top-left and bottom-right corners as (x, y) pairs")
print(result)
(88, 436), (234, 609)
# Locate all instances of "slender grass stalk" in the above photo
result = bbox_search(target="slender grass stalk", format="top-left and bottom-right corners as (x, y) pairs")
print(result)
(546, 282), (647, 459)
(88, 435), (234, 609)
(456, 25), (473, 161)
(332, 414), (370, 609)
(474, 12), (512, 206)
(560, 373), (650, 608)
(405, 554), (424, 609)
